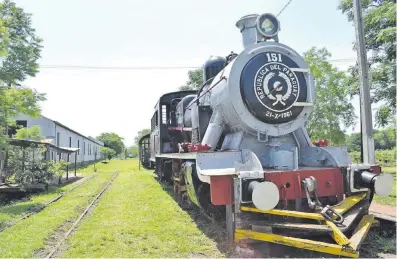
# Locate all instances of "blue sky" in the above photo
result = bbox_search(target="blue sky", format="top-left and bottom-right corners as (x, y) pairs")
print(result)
(14, 0), (364, 146)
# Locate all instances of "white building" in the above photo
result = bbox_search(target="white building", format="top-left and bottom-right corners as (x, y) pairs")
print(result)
(10, 114), (104, 164)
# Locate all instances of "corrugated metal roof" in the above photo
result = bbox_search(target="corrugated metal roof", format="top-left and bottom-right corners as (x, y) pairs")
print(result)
(8, 138), (80, 154)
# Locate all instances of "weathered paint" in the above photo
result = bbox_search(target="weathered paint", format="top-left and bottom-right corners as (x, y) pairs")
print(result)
(264, 168), (344, 200)
(210, 175), (233, 205)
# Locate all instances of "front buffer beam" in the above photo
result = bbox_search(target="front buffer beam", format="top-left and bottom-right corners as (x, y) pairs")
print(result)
(233, 193), (376, 258)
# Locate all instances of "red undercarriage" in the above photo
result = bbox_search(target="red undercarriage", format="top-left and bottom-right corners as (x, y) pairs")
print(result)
(209, 166), (381, 206)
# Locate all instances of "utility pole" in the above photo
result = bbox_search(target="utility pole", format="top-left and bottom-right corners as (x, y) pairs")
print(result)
(353, 0), (375, 164)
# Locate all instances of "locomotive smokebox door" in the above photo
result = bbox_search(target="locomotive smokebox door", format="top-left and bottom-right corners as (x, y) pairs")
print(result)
(240, 52), (307, 125)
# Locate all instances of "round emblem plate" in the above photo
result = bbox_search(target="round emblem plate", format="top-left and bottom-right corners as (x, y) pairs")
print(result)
(240, 52), (307, 124)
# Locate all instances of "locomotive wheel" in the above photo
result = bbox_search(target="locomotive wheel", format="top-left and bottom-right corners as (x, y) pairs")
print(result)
(160, 160), (173, 184)
(178, 192), (194, 210)
(198, 183), (224, 221)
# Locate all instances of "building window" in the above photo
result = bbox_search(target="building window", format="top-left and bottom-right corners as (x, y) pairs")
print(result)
(51, 151), (54, 160)
(77, 140), (80, 155)
(69, 137), (72, 148)
(8, 120), (27, 137)
(84, 142), (86, 155)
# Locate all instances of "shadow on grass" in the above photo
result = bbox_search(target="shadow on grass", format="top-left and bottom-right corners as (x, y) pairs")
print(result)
(0, 203), (43, 216)
(152, 174), (233, 257)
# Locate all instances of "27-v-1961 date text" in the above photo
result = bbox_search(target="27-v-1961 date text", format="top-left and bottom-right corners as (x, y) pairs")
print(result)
(265, 110), (292, 119)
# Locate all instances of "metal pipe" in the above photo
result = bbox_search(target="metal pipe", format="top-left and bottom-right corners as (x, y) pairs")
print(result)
(201, 110), (224, 151)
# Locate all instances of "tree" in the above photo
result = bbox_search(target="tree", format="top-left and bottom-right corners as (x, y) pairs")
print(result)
(0, 0), (43, 85)
(178, 69), (203, 90)
(5, 127), (56, 188)
(0, 0), (45, 151)
(0, 85), (45, 148)
(345, 132), (362, 152)
(127, 146), (138, 157)
(338, 0), (396, 126)
(373, 127), (396, 150)
(96, 132), (125, 155)
(100, 146), (116, 160)
(13, 125), (43, 140)
(0, 10), (8, 58)
(346, 126), (396, 151)
(304, 47), (356, 145)
(134, 129), (150, 145)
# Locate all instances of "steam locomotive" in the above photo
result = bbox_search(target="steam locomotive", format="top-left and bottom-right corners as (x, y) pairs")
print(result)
(139, 13), (393, 257)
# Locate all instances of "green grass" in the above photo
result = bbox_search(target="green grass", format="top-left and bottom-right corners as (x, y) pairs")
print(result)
(373, 166), (396, 207)
(62, 159), (223, 258)
(0, 159), (394, 258)
(0, 172), (114, 258)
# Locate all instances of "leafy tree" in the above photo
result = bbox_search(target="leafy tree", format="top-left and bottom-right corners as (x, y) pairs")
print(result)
(304, 47), (356, 145)
(127, 146), (138, 157)
(0, 12), (8, 58)
(96, 132), (125, 154)
(134, 129), (151, 145)
(0, 0), (45, 150)
(100, 146), (116, 160)
(345, 132), (362, 152)
(13, 125), (43, 140)
(46, 160), (69, 185)
(5, 127), (56, 188)
(373, 127), (396, 150)
(0, 85), (45, 149)
(6, 144), (52, 188)
(346, 126), (396, 151)
(178, 69), (203, 90)
(339, 0), (396, 126)
(0, 0), (43, 85)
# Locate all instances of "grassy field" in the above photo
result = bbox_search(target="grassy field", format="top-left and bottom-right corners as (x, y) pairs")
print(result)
(62, 160), (222, 258)
(373, 166), (396, 206)
(0, 160), (223, 258)
(0, 159), (394, 258)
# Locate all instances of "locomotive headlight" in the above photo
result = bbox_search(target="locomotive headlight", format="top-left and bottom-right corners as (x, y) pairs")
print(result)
(256, 13), (280, 38)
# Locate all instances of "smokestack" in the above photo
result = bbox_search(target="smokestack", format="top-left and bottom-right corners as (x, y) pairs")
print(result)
(236, 14), (259, 49)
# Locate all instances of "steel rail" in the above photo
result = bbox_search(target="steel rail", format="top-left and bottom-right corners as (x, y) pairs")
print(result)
(1, 174), (98, 232)
(45, 172), (119, 259)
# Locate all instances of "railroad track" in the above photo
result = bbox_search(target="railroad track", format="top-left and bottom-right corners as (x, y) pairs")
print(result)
(1, 174), (98, 232)
(44, 172), (119, 259)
